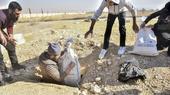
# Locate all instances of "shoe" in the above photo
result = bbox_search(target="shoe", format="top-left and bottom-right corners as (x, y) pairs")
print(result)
(99, 49), (107, 59)
(0, 72), (5, 86)
(118, 47), (126, 55)
(168, 47), (170, 56)
(157, 45), (164, 50)
(12, 64), (26, 71)
(0, 80), (5, 86)
(5, 74), (13, 82)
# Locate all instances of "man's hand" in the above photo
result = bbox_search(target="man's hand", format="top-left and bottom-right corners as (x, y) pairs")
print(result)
(7, 34), (16, 46)
(140, 22), (146, 29)
(133, 23), (139, 33)
(0, 31), (7, 46)
(84, 30), (93, 39)
(84, 19), (96, 39)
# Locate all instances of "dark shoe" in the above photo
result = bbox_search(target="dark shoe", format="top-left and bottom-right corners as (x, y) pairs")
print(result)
(5, 74), (13, 82)
(0, 72), (5, 86)
(0, 80), (5, 86)
(13, 64), (26, 71)
(168, 47), (170, 56)
(157, 44), (164, 50)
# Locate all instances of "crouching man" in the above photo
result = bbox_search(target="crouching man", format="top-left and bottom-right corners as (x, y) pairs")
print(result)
(141, 2), (170, 56)
(38, 40), (81, 87)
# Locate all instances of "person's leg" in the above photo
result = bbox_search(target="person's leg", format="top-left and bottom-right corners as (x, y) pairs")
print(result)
(99, 14), (117, 59)
(152, 27), (165, 50)
(4, 42), (25, 70)
(0, 63), (5, 86)
(117, 12), (126, 55)
(0, 46), (6, 86)
(103, 14), (117, 49)
(118, 12), (126, 47)
(167, 41), (170, 56)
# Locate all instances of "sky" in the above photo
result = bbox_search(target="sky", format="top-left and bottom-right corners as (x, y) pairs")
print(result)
(0, 0), (169, 13)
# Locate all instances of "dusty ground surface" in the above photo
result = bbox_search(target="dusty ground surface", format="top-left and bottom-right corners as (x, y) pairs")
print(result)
(0, 17), (169, 95)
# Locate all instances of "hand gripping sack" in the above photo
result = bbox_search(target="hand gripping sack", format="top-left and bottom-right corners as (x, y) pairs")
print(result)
(129, 28), (159, 56)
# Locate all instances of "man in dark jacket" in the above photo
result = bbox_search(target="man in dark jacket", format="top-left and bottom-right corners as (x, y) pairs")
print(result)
(141, 2), (170, 56)
(0, 1), (25, 85)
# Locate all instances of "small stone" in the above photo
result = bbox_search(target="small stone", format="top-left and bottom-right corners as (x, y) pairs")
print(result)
(50, 30), (56, 34)
(106, 92), (114, 95)
(107, 60), (112, 65)
(79, 90), (88, 95)
(81, 83), (91, 89)
(14, 71), (21, 76)
(59, 36), (64, 40)
(154, 75), (163, 80)
(95, 43), (101, 47)
(79, 42), (85, 46)
(97, 60), (103, 65)
(75, 22), (80, 24)
(95, 77), (101, 82)
(77, 34), (81, 38)
(97, 67), (102, 70)
(90, 84), (102, 94)
(103, 87), (110, 93)
(152, 85), (158, 88)
(154, 89), (161, 94)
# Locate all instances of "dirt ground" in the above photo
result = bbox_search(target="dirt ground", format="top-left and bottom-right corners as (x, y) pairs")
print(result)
(0, 18), (169, 95)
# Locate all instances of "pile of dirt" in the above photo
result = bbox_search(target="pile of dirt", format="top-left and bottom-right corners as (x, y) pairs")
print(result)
(80, 52), (170, 95)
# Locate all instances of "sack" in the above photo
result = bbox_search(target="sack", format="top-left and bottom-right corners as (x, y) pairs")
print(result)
(58, 42), (81, 87)
(118, 59), (146, 82)
(129, 28), (159, 56)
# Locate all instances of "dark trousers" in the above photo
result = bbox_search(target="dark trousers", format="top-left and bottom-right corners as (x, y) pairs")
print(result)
(103, 13), (126, 49)
(152, 27), (170, 56)
(0, 41), (19, 68)
(168, 44), (170, 56)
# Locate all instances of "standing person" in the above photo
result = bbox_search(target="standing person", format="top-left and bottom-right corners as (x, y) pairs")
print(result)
(85, 0), (139, 59)
(141, 2), (170, 56)
(0, 2), (25, 85)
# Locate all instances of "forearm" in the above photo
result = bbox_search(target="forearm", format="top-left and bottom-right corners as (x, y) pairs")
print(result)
(0, 29), (5, 37)
(7, 25), (13, 35)
(133, 16), (137, 24)
(144, 9), (162, 24)
(89, 19), (96, 31)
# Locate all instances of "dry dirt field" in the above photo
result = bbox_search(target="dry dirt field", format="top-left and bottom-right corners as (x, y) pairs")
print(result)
(0, 14), (169, 95)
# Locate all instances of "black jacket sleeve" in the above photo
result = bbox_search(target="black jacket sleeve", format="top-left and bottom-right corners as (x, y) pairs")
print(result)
(144, 8), (166, 24)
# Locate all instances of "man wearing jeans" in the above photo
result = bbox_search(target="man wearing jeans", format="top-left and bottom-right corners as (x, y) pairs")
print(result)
(85, 0), (139, 59)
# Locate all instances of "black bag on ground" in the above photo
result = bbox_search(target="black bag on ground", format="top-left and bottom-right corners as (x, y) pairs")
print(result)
(118, 59), (146, 82)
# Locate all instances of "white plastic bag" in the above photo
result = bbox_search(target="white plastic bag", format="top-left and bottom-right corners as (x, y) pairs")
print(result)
(58, 39), (80, 86)
(129, 28), (159, 56)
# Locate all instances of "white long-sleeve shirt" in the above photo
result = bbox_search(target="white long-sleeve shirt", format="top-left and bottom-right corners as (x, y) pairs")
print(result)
(92, 0), (136, 20)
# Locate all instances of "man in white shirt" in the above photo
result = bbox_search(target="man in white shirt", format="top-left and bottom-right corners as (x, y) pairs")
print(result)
(85, 0), (139, 59)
